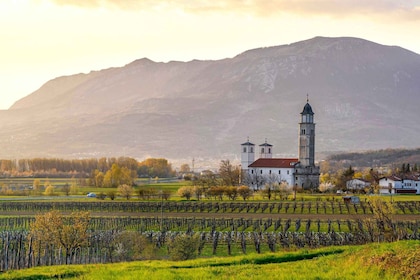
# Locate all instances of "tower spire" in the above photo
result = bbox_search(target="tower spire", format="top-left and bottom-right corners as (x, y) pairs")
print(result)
(306, 94), (309, 103)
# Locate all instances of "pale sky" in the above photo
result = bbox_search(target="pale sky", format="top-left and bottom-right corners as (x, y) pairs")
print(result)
(1, 0), (419, 109)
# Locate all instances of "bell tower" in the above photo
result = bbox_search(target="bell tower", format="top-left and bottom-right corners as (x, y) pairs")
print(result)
(259, 139), (273, 159)
(298, 98), (315, 167)
(295, 97), (320, 190)
(241, 138), (255, 171)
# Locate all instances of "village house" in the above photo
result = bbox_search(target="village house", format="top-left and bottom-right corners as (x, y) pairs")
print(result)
(378, 175), (420, 194)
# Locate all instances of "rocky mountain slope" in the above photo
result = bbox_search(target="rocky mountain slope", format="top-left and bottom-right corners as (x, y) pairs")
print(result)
(1, 36), (419, 166)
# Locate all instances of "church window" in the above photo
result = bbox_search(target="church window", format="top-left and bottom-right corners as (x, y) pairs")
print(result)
(251, 170), (254, 174)
(261, 148), (264, 154)
(287, 170), (289, 175)
(302, 129), (306, 135)
(278, 170), (281, 174)
(268, 148), (271, 153)
(269, 170), (272, 174)
(250, 147), (253, 153)
(243, 147), (247, 153)
(260, 170), (263, 174)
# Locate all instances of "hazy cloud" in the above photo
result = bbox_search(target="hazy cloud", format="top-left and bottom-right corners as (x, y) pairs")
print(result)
(49, 0), (420, 20)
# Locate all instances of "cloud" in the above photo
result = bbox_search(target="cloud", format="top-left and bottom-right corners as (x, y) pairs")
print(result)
(49, 0), (420, 20)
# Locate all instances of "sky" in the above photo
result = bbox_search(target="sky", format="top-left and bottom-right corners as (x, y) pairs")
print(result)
(1, 0), (419, 110)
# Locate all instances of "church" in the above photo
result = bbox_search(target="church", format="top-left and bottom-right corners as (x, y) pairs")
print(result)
(241, 100), (320, 190)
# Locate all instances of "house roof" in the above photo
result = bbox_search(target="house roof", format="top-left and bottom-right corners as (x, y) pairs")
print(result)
(248, 158), (298, 168)
(380, 175), (402, 182)
(401, 175), (420, 181)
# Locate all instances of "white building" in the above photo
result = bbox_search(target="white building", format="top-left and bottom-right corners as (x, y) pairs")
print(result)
(241, 100), (320, 190)
(378, 175), (419, 194)
(346, 178), (371, 192)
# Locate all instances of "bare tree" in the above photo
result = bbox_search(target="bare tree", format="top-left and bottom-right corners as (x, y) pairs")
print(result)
(118, 184), (134, 200)
(30, 210), (90, 264)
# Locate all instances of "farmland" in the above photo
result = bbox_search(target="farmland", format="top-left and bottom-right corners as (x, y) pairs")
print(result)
(1, 241), (418, 280)
(0, 179), (419, 277)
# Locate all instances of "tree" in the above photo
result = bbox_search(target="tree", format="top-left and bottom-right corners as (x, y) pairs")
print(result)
(219, 160), (240, 186)
(196, 170), (217, 190)
(93, 169), (105, 187)
(62, 183), (70, 196)
(179, 163), (190, 173)
(33, 179), (42, 195)
(365, 197), (396, 241)
(103, 164), (135, 188)
(237, 185), (253, 200)
(319, 182), (334, 193)
(193, 185), (205, 201)
(118, 184), (134, 200)
(278, 181), (292, 200)
(106, 190), (116, 200)
(177, 186), (194, 200)
(138, 158), (175, 178)
(70, 181), (79, 195)
(112, 231), (150, 261)
(44, 184), (55, 196)
(161, 190), (171, 201)
(30, 210), (90, 264)
(224, 186), (238, 200)
(168, 234), (200, 261)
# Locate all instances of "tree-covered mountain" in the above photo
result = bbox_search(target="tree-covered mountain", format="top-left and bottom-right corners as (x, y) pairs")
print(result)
(0, 36), (419, 165)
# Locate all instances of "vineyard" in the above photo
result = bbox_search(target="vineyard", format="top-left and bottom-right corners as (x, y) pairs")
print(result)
(1, 200), (419, 215)
(0, 200), (419, 271)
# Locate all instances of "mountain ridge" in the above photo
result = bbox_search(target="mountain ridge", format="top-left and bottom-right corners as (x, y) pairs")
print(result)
(1, 36), (420, 167)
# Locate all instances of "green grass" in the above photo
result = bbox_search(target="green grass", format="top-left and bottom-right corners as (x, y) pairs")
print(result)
(1, 241), (418, 280)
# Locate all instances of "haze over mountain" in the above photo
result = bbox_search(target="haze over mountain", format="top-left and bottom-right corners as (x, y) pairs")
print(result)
(1, 37), (419, 167)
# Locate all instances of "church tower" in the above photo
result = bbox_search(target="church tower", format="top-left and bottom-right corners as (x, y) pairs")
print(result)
(298, 100), (315, 167)
(259, 139), (273, 159)
(241, 138), (255, 171)
(295, 98), (320, 190)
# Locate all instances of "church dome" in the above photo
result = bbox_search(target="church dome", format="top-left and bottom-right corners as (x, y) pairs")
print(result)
(301, 102), (314, 115)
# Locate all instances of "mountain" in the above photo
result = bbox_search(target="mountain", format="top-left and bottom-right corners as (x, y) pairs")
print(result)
(1, 36), (420, 167)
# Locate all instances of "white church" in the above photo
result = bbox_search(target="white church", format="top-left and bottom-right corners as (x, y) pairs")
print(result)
(241, 100), (320, 190)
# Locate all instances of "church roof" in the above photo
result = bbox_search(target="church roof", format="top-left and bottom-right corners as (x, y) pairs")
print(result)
(249, 158), (298, 168)
(301, 102), (314, 115)
(259, 142), (272, 147)
(241, 141), (255, 146)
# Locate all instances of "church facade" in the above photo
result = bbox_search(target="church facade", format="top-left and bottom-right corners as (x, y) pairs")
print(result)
(241, 100), (320, 190)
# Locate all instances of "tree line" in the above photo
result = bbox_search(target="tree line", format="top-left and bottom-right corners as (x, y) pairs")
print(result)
(0, 157), (175, 178)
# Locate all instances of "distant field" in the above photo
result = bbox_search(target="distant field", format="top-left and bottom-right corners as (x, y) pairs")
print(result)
(1, 240), (418, 280)
(1, 177), (418, 202)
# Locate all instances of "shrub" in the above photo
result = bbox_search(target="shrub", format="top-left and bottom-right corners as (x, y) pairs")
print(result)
(168, 233), (200, 261)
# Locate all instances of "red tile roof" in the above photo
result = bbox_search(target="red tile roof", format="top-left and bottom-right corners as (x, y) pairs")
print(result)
(248, 158), (298, 168)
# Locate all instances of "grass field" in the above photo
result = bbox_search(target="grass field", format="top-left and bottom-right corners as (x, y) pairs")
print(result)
(1, 178), (419, 203)
(1, 240), (418, 280)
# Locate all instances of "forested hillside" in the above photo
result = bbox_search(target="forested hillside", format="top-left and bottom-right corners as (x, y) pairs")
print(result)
(325, 148), (420, 171)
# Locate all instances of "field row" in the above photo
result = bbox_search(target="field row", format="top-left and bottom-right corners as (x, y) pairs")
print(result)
(0, 200), (419, 215)
(1, 216), (419, 234)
